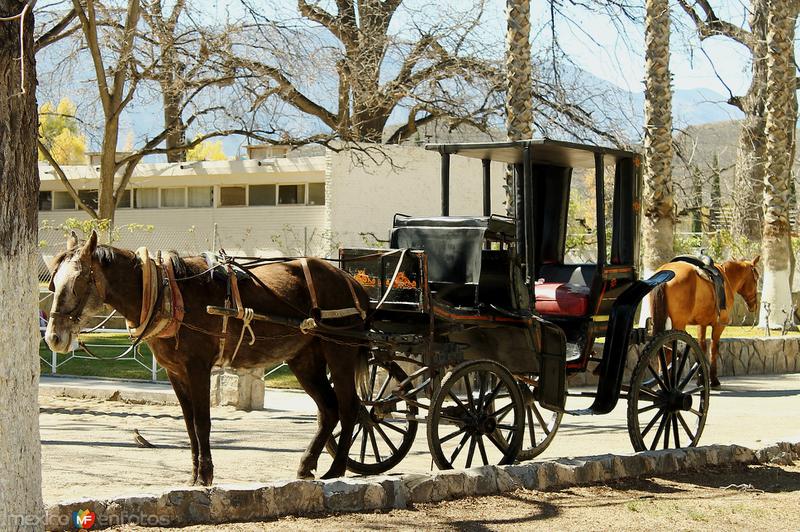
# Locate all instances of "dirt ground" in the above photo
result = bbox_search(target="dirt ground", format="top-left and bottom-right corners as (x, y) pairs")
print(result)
(40, 374), (800, 503)
(108, 464), (800, 531)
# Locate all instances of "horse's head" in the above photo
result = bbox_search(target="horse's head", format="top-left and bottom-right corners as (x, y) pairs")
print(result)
(45, 231), (104, 353)
(735, 255), (760, 313)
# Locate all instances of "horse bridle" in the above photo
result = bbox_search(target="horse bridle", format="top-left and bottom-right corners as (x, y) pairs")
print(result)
(49, 260), (99, 324)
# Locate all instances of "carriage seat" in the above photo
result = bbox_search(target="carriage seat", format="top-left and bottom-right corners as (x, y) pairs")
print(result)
(534, 282), (591, 317)
(534, 263), (595, 317)
(390, 214), (515, 307)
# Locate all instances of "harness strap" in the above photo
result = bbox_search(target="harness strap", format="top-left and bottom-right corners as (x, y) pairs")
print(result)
(127, 247), (158, 338)
(230, 307), (256, 362)
(345, 277), (367, 320)
(300, 258), (321, 320)
(229, 263), (246, 318)
(157, 257), (185, 342)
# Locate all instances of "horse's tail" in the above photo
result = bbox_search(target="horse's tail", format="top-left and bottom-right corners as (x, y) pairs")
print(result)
(650, 282), (668, 334)
(354, 345), (370, 396)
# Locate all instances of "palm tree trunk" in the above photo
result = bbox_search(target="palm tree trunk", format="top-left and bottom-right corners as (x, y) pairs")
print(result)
(641, 0), (674, 275)
(759, 1), (799, 328)
(0, 0), (44, 526)
(504, 0), (533, 215)
(731, 0), (768, 242)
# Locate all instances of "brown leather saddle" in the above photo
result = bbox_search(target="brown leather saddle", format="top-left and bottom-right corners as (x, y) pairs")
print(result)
(671, 254), (727, 311)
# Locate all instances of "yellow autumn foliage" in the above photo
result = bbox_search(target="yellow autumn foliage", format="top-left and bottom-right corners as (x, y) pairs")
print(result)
(38, 97), (87, 165)
(186, 138), (227, 161)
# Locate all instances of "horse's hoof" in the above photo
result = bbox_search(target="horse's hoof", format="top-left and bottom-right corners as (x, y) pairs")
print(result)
(296, 472), (315, 480)
(711, 379), (721, 389)
(320, 469), (345, 480)
(198, 459), (213, 486)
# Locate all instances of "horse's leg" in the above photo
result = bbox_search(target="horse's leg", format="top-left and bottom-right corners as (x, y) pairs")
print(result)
(167, 370), (200, 485)
(187, 365), (214, 486)
(321, 343), (360, 480)
(667, 320), (688, 366)
(710, 325), (723, 388)
(697, 325), (708, 356)
(287, 346), (339, 480)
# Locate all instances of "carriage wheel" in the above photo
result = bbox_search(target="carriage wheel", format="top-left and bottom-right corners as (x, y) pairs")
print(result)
(627, 330), (710, 452)
(516, 380), (563, 461)
(326, 358), (418, 475)
(427, 360), (525, 470)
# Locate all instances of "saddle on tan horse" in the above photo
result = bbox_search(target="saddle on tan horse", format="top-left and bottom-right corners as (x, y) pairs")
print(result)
(670, 254), (728, 316)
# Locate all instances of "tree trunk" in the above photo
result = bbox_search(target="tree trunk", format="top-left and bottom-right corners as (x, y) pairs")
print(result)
(97, 115), (121, 235)
(0, 0), (44, 527)
(641, 0), (674, 275)
(732, 1), (768, 242)
(759, 1), (798, 328)
(504, 0), (533, 216)
(163, 90), (186, 163)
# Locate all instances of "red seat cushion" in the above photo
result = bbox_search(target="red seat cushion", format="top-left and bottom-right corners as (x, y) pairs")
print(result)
(534, 282), (590, 317)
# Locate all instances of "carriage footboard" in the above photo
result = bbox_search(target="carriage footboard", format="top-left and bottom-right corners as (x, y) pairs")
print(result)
(570, 270), (675, 416)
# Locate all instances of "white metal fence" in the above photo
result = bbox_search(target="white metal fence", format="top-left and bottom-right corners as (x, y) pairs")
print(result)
(38, 291), (165, 382)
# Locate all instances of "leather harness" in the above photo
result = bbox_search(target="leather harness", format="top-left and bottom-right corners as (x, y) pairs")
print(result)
(127, 247), (185, 343)
(216, 256), (367, 365)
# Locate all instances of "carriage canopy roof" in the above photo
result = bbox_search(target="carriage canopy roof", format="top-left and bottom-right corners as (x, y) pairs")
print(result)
(424, 138), (638, 168)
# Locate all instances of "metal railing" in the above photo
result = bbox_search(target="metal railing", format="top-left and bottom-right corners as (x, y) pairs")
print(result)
(39, 291), (165, 382)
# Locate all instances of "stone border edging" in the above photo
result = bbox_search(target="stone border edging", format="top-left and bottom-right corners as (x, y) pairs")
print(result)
(45, 442), (800, 530)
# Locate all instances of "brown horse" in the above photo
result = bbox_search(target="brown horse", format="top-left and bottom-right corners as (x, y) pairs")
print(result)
(45, 231), (369, 485)
(650, 256), (760, 387)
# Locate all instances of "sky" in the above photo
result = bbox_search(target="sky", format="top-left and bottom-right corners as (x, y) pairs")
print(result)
(37, 0), (779, 156)
(194, 0), (758, 95)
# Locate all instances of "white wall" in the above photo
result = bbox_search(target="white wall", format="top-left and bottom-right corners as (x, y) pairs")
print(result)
(327, 145), (508, 248)
(39, 206), (326, 257)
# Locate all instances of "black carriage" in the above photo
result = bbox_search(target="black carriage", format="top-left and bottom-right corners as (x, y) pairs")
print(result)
(325, 139), (711, 474)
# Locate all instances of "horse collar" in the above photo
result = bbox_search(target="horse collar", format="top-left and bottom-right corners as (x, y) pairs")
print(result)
(127, 247), (185, 342)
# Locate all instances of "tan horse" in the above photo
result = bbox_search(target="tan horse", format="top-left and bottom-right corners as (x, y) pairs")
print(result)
(650, 257), (760, 387)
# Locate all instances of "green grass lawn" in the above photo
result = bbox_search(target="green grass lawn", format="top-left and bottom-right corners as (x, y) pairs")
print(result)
(39, 332), (168, 381)
(40, 332), (302, 388)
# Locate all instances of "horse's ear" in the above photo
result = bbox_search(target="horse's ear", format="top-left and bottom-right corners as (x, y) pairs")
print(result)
(66, 231), (79, 252)
(752, 255), (760, 267)
(80, 230), (98, 261)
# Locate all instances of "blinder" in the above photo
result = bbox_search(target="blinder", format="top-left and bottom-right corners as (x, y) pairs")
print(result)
(49, 259), (98, 324)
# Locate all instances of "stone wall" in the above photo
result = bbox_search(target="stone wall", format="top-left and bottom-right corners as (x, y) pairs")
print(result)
(568, 336), (800, 387)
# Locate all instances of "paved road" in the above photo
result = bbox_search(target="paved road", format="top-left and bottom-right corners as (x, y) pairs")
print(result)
(39, 374), (800, 504)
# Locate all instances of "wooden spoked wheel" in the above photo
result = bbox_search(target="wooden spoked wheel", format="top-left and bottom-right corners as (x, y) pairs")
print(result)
(516, 380), (563, 461)
(326, 359), (418, 475)
(627, 330), (710, 452)
(427, 360), (525, 470)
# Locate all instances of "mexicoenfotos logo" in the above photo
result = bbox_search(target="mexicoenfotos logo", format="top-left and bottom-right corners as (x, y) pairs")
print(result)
(72, 509), (96, 530)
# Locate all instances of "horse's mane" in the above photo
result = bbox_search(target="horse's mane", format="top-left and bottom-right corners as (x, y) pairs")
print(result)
(50, 244), (207, 281)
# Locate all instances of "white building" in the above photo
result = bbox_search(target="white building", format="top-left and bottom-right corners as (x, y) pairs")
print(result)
(38, 144), (508, 261)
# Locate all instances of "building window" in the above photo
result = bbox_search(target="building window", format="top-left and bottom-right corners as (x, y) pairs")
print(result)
(135, 188), (159, 209)
(78, 189), (98, 211)
(161, 188), (186, 208)
(307, 182), (325, 205)
(39, 191), (52, 211)
(117, 189), (131, 208)
(52, 191), (75, 210)
(188, 186), (213, 208)
(220, 186), (246, 206)
(278, 184), (305, 205)
(249, 184), (276, 206)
